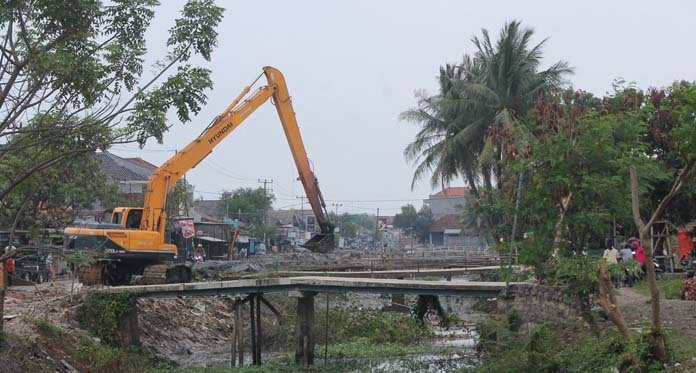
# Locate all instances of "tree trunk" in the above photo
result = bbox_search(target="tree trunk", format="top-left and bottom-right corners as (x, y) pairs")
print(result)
(552, 193), (572, 247)
(629, 165), (673, 361)
(597, 261), (630, 337)
(0, 286), (4, 339)
(639, 228), (666, 359)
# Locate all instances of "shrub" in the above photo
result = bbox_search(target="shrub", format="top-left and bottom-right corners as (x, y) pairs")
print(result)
(76, 292), (138, 345)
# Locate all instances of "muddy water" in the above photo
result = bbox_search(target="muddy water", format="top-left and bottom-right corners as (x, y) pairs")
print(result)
(333, 275), (486, 372)
(348, 327), (480, 372)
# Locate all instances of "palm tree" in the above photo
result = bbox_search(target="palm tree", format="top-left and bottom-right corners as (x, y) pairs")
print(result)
(401, 64), (481, 196)
(402, 20), (573, 193)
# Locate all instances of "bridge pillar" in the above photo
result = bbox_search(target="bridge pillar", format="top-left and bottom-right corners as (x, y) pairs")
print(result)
(390, 278), (407, 311)
(116, 302), (140, 347)
(293, 291), (317, 365)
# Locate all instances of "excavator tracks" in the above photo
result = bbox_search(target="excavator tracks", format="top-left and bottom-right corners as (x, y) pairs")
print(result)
(140, 263), (192, 285)
(80, 261), (192, 285)
(80, 263), (106, 286)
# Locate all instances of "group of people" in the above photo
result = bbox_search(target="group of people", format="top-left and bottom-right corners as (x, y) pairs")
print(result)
(603, 237), (646, 287)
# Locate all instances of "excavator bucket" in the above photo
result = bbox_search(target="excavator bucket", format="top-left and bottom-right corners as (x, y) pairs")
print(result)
(302, 233), (335, 253)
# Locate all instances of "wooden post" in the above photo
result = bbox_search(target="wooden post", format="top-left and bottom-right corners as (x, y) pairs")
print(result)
(236, 300), (243, 366)
(230, 299), (237, 368)
(294, 291), (316, 365)
(0, 286), (4, 334)
(249, 295), (257, 365)
(256, 294), (262, 365)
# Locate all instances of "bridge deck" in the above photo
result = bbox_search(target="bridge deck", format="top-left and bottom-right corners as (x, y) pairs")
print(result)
(97, 276), (514, 298)
(275, 265), (515, 279)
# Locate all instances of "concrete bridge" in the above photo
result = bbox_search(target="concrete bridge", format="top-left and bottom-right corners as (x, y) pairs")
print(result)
(272, 265), (517, 280)
(100, 276), (510, 298)
(96, 276), (513, 366)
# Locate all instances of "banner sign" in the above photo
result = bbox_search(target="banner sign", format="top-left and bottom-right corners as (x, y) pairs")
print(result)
(179, 220), (195, 239)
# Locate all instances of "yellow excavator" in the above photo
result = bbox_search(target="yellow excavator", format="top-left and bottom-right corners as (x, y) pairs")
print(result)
(64, 66), (335, 285)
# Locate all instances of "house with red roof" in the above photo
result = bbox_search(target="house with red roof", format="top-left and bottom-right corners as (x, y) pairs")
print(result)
(424, 187), (487, 247)
(423, 187), (471, 219)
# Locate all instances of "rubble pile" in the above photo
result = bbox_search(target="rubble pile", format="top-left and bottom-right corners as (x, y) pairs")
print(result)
(193, 250), (366, 279)
(137, 297), (236, 368)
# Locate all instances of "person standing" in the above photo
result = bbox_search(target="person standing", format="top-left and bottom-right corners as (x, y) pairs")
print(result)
(6, 258), (14, 286)
(619, 243), (634, 263)
(619, 243), (636, 286)
(633, 239), (646, 268)
(603, 246), (620, 264)
(603, 246), (620, 287)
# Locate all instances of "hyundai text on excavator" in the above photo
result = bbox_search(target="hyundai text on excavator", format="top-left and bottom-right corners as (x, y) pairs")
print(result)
(64, 66), (335, 285)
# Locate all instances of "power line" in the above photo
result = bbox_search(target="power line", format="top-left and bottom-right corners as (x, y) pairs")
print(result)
(110, 146), (179, 153)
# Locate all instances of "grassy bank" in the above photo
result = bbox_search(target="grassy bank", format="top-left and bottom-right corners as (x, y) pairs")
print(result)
(633, 279), (684, 299)
(475, 314), (696, 372)
(32, 318), (170, 371)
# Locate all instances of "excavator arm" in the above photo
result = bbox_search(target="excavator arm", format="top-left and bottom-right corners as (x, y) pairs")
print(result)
(140, 66), (335, 252)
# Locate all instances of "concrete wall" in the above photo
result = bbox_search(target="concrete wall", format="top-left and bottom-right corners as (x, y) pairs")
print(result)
(424, 196), (469, 218)
(497, 284), (583, 323)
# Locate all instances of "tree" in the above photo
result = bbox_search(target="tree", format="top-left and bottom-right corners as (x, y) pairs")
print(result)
(414, 206), (434, 243)
(165, 180), (194, 217)
(328, 213), (358, 238)
(0, 152), (119, 229)
(501, 90), (647, 269)
(402, 20), (572, 241)
(627, 82), (696, 362)
(0, 0), (224, 218)
(491, 81), (696, 362)
(393, 204), (433, 243)
(221, 187), (274, 226)
(393, 204), (418, 230)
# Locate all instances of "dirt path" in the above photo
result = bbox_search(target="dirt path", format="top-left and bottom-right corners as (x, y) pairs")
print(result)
(617, 287), (696, 337)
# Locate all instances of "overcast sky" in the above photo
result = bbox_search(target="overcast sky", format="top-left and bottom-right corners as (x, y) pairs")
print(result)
(109, 0), (696, 215)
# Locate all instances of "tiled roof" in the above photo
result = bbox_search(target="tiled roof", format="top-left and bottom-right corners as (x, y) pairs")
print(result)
(432, 187), (470, 198)
(125, 157), (158, 170)
(95, 152), (154, 181)
(430, 214), (461, 232)
(194, 208), (224, 223)
(193, 200), (226, 220)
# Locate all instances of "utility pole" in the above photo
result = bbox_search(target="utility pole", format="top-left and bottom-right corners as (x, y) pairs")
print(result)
(259, 179), (273, 247)
(296, 196), (306, 231)
(410, 227), (415, 251)
(258, 179), (273, 224)
(331, 203), (342, 215)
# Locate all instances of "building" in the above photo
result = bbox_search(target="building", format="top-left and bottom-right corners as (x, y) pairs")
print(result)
(428, 214), (487, 247)
(192, 199), (226, 222)
(423, 187), (470, 219)
(424, 187), (487, 248)
(93, 152), (156, 204)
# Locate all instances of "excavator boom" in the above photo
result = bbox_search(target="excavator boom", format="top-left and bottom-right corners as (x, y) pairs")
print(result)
(141, 66), (334, 251)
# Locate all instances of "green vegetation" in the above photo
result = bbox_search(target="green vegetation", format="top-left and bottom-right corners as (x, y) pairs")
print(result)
(295, 307), (432, 346)
(327, 212), (376, 239)
(150, 307), (462, 373)
(76, 292), (139, 345)
(393, 204), (435, 242)
(0, 0), (224, 217)
(476, 317), (696, 372)
(34, 318), (166, 371)
(634, 279), (684, 300)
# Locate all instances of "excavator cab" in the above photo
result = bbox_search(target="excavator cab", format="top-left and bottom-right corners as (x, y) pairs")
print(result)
(109, 207), (144, 229)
